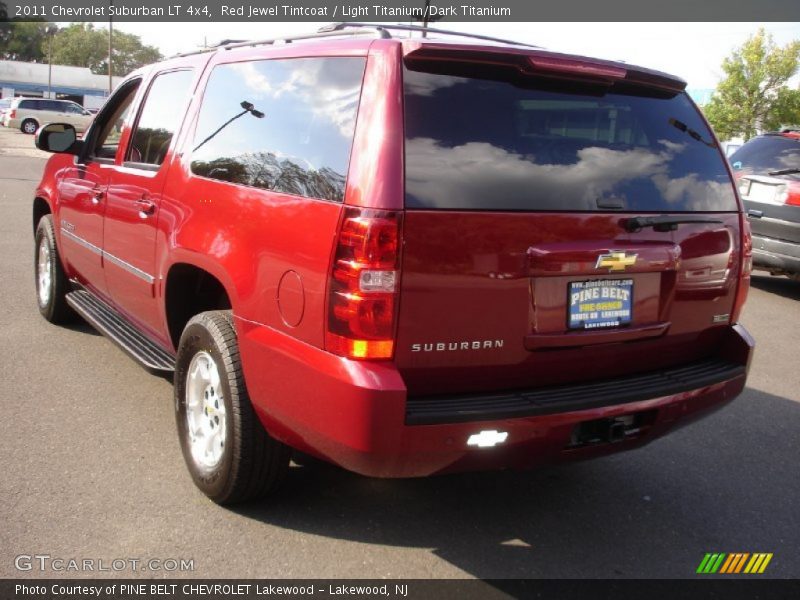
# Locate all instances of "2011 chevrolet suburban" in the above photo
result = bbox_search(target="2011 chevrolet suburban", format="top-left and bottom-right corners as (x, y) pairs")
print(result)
(31, 24), (754, 505)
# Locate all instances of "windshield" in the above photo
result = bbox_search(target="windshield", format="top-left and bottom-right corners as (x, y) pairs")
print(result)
(403, 65), (738, 212)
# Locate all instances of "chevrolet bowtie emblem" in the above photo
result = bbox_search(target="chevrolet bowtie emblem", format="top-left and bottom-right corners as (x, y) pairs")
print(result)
(596, 251), (638, 272)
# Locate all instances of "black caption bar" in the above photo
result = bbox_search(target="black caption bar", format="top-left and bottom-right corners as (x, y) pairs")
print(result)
(2, 0), (800, 22)
(4, 580), (800, 600)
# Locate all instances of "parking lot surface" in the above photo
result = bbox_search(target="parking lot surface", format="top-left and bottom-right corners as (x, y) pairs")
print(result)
(1, 126), (798, 579)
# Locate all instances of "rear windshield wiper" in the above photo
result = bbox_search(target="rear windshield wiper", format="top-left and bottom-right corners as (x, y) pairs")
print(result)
(623, 215), (724, 233)
(767, 167), (800, 176)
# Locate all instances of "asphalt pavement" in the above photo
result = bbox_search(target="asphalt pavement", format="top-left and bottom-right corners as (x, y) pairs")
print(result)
(1, 127), (798, 580)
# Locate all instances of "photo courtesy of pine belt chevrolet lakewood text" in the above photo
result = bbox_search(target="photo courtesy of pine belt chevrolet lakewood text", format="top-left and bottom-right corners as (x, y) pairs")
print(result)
(30, 23), (754, 505)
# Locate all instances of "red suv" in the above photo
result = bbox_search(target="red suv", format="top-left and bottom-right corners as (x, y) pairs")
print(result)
(32, 25), (754, 505)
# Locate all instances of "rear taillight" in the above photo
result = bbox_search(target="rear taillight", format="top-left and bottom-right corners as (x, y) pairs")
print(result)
(326, 208), (402, 360)
(731, 217), (752, 323)
(9, 109), (16, 119)
(783, 181), (800, 207)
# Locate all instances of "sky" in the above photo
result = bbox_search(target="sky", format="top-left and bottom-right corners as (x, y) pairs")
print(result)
(107, 21), (800, 90)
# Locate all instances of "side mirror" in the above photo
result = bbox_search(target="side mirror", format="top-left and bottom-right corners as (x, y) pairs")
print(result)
(35, 123), (81, 154)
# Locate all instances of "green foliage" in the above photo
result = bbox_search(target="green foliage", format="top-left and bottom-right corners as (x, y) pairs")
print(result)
(705, 28), (800, 141)
(0, 21), (48, 62)
(0, 22), (161, 76)
(50, 23), (162, 77)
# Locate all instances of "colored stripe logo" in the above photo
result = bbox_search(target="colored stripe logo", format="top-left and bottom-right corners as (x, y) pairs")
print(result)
(697, 553), (773, 574)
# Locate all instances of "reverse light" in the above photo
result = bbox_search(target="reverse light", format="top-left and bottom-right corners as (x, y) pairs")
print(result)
(326, 208), (402, 360)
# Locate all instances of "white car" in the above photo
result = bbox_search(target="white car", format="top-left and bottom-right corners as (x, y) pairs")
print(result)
(3, 98), (94, 134)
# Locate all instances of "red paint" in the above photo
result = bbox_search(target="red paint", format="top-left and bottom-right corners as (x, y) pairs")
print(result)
(34, 37), (752, 478)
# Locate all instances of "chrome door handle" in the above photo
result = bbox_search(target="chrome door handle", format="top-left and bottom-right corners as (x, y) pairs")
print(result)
(134, 198), (156, 217)
(91, 188), (104, 205)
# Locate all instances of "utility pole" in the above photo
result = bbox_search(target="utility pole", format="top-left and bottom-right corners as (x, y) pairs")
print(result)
(46, 25), (57, 99)
(108, 0), (114, 94)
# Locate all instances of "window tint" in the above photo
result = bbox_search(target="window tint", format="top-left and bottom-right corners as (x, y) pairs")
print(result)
(43, 100), (64, 112)
(729, 136), (800, 175)
(19, 99), (38, 109)
(404, 66), (738, 212)
(127, 70), (194, 166)
(191, 57), (366, 202)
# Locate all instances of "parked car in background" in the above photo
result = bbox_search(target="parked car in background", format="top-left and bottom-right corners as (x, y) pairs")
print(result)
(2, 98), (93, 134)
(730, 130), (800, 281)
(30, 24), (754, 505)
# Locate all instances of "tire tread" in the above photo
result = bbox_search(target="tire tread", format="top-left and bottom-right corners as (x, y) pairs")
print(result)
(177, 310), (290, 504)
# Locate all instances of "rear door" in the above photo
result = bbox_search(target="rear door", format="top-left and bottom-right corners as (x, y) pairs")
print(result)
(396, 55), (743, 396)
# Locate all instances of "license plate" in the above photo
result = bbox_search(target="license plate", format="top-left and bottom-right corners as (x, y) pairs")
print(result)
(747, 181), (779, 204)
(568, 279), (633, 330)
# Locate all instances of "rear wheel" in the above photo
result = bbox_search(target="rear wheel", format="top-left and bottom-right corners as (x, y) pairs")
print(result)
(34, 215), (73, 323)
(21, 118), (38, 134)
(174, 311), (291, 504)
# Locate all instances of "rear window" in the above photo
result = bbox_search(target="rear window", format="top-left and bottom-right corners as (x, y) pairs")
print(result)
(729, 136), (800, 175)
(403, 65), (737, 212)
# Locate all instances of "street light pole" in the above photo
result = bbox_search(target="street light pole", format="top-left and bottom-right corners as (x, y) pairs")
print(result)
(108, 0), (114, 94)
(46, 25), (57, 99)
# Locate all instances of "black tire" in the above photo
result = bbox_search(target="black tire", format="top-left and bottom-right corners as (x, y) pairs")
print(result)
(21, 118), (38, 135)
(34, 215), (73, 323)
(174, 310), (291, 504)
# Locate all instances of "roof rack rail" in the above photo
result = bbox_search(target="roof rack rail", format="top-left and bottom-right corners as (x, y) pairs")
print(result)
(172, 27), (386, 58)
(320, 22), (541, 49)
(171, 22), (539, 59)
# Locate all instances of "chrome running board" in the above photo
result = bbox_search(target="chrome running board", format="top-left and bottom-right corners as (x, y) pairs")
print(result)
(66, 289), (175, 373)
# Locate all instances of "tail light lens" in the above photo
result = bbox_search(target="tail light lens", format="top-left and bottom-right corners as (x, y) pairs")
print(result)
(9, 109), (16, 119)
(326, 208), (402, 360)
(784, 182), (800, 207)
(731, 217), (752, 323)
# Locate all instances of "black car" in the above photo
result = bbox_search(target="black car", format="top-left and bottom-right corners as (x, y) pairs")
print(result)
(730, 130), (800, 281)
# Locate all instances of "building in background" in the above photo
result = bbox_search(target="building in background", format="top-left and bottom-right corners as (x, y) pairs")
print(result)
(0, 60), (123, 110)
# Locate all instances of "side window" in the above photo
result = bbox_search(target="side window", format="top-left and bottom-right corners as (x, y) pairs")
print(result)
(66, 103), (84, 114)
(190, 57), (366, 202)
(19, 99), (38, 110)
(88, 79), (141, 160)
(126, 69), (194, 167)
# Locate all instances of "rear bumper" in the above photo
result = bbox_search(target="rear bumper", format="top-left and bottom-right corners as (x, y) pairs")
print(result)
(752, 234), (800, 275)
(237, 320), (754, 478)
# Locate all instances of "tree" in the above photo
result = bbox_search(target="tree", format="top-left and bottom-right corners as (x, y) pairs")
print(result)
(49, 23), (162, 77)
(705, 28), (800, 141)
(0, 21), (48, 62)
